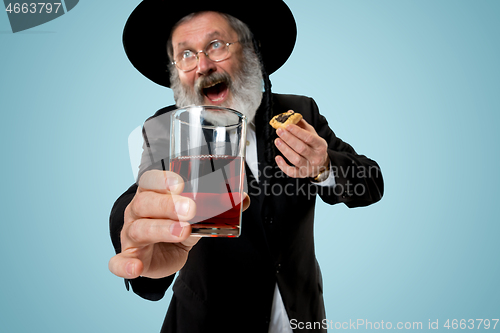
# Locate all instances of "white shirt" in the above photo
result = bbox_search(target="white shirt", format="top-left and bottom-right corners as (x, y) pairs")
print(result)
(245, 123), (335, 333)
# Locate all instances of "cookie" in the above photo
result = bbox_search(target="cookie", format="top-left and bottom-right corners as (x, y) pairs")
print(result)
(269, 110), (302, 129)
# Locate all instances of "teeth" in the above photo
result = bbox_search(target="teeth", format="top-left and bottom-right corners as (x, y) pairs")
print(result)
(204, 80), (222, 89)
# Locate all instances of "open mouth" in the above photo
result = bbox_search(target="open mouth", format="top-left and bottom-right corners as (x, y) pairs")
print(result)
(202, 80), (229, 104)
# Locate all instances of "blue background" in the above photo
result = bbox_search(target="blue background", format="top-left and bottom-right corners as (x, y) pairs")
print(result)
(1, 0), (499, 331)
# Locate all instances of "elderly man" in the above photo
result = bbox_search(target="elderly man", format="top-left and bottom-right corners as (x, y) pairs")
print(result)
(109, 1), (384, 332)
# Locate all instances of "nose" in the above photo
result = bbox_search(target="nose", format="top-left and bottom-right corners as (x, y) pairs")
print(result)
(196, 52), (216, 76)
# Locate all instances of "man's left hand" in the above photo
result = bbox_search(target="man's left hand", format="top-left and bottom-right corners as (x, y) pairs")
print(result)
(274, 116), (329, 179)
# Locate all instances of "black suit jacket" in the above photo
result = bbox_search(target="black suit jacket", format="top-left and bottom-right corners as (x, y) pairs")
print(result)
(110, 94), (384, 333)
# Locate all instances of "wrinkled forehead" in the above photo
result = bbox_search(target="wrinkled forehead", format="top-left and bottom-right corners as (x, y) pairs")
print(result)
(172, 11), (236, 46)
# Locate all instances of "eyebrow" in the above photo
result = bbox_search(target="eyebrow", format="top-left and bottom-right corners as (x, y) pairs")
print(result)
(176, 31), (223, 49)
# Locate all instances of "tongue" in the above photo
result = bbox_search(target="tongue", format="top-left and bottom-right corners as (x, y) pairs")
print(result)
(205, 83), (227, 102)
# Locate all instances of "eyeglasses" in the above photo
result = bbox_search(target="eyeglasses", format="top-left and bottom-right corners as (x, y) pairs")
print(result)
(172, 40), (239, 72)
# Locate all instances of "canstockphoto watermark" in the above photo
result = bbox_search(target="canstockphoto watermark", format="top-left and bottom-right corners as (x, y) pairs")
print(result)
(249, 177), (367, 199)
(290, 318), (500, 330)
(3, 1), (79, 33)
(290, 319), (424, 330)
(254, 163), (380, 181)
(248, 164), (379, 198)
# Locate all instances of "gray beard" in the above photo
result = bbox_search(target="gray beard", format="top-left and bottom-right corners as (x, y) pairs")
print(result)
(169, 47), (263, 123)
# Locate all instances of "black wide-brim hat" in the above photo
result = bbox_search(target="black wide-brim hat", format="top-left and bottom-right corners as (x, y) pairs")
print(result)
(123, 0), (297, 88)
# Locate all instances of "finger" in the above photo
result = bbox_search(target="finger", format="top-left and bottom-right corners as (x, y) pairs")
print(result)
(108, 252), (144, 279)
(276, 127), (313, 158)
(295, 118), (315, 131)
(138, 170), (185, 195)
(284, 122), (329, 168)
(180, 234), (202, 247)
(285, 121), (323, 148)
(274, 137), (308, 169)
(275, 155), (304, 178)
(125, 219), (193, 247)
(129, 191), (196, 221)
(242, 192), (251, 212)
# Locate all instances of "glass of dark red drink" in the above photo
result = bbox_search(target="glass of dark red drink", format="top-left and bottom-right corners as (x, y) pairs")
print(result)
(170, 106), (247, 237)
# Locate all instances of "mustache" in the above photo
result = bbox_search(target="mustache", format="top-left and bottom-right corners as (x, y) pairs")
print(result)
(195, 72), (232, 95)
(170, 44), (263, 123)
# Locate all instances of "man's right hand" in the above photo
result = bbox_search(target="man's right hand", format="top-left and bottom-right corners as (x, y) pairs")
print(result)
(108, 170), (199, 279)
